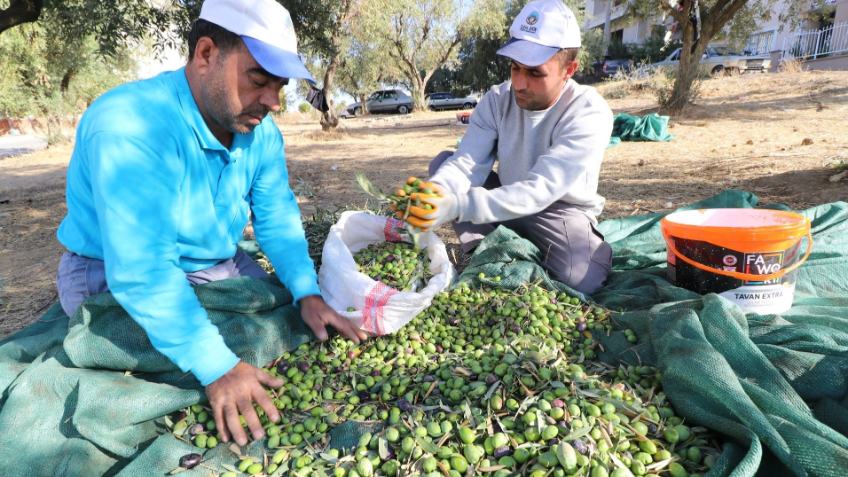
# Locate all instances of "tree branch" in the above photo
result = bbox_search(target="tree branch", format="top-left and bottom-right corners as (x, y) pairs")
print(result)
(0, 0), (43, 35)
(659, 0), (687, 26)
(711, 0), (749, 34)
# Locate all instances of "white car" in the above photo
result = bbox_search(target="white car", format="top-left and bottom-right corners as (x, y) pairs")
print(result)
(653, 45), (770, 76)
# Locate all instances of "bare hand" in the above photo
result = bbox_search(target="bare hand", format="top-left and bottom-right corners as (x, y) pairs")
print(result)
(206, 361), (283, 447)
(300, 295), (368, 343)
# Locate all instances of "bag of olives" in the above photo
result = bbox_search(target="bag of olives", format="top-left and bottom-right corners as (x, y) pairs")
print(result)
(318, 211), (456, 335)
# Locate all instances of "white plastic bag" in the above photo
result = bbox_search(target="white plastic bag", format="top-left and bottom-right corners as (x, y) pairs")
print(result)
(318, 211), (455, 335)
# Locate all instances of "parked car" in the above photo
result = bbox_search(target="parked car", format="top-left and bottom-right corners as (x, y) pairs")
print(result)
(424, 92), (477, 111)
(737, 52), (772, 73)
(653, 45), (770, 76)
(591, 56), (634, 80)
(341, 89), (414, 118)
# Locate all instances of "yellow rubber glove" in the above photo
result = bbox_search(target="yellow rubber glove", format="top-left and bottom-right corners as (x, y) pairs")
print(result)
(406, 183), (458, 231)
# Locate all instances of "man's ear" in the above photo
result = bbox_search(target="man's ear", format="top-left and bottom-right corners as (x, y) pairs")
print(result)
(191, 37), (219, 75)
(564, 60), (579, 81)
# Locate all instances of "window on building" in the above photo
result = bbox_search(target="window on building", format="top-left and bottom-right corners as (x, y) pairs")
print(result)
(611, 29), (624, 43)
(745, 31), (775, 55)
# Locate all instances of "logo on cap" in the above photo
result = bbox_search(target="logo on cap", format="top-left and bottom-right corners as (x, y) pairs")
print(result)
(526, 11), (539, 25)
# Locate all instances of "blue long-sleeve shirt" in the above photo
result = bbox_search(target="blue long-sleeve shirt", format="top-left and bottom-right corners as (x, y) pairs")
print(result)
(57, 68), (320, 386)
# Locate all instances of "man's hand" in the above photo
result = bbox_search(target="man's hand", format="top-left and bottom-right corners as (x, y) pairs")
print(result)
(300, 295), (368, 343)
(206, 361), (283, 447)
(407, 183), (459, 231)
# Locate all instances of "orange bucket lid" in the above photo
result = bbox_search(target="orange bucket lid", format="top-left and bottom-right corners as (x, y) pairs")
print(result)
(661, 209), (810, 248)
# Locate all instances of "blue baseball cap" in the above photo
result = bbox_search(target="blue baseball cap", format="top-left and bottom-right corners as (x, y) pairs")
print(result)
(199, 0), (316, 83)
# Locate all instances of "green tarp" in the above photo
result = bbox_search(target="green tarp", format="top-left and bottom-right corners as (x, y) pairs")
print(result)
(1, 190), (847, 476)
(608, 112), (676, 148)
(459, 190), (848, 477)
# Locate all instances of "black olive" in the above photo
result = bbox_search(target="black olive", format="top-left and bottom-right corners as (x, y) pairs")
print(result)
(181, 453), (201, 469)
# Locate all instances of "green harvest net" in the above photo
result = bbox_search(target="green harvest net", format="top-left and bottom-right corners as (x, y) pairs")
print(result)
(0, 190), (847, 476)
(458, 190), (848, 477)
(608, 113), (676, 148)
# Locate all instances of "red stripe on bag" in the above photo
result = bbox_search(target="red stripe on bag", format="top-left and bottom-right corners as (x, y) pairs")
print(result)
(362, 281), (398, 336)
(383, 218), (404, 242)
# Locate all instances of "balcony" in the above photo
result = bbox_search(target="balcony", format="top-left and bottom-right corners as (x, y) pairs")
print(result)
(585, 1), (629, 30)
(808, 0), (837, 10)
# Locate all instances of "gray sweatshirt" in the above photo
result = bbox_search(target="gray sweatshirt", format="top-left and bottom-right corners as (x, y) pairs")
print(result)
(429, 79), (613, 225)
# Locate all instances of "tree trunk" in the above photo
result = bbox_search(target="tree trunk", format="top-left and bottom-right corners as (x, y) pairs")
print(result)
(358, 94), (368, 114)
(60, 68), (75, 95)
(319, 56), (340, 131)
(667, 21), (701, 111)
(410, 76), (427, 111)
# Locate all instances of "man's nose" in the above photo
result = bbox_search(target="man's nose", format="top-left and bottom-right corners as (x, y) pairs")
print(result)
(261, 87), (282, 112)
(512, 70), (526, 91)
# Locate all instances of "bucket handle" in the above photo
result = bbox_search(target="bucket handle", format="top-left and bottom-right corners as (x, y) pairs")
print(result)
(662, 229), (813, 282)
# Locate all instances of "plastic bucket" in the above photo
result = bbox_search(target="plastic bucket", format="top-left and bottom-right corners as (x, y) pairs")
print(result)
(661, 209), (811, 314)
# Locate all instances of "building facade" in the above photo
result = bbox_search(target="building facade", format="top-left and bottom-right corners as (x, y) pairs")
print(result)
(583, 0), (848, 69)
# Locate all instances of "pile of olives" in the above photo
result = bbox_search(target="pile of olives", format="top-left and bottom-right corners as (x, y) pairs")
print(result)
(353, 241), (432, 292)
(169, 282), (721, 477)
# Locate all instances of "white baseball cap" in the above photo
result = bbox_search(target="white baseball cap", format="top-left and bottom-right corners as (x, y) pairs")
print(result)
(199, 0), (315, 83)
(496, 0), (581, 67)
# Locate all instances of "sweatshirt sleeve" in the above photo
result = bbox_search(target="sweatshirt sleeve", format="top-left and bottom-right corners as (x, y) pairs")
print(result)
(88, 132), (240, 386)
(428, 88), (501, 194)
(455, 93), (613, 224)
(249, 129), (321, 305)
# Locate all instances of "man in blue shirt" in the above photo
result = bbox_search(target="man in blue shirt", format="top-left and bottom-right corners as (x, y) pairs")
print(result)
(55, 0), (366, 447)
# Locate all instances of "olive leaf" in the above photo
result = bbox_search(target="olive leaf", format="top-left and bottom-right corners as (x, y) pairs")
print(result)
(354, 172), (387, 200)
(415, 437), (441, 455)
(167, 468), (187, 475)
(477, 465), (506, 472)
(378, 437), (392, 461)
(565, 424), (593, 441)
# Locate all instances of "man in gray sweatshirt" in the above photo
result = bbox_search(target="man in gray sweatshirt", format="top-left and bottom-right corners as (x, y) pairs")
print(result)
(409, 0), (613, 294)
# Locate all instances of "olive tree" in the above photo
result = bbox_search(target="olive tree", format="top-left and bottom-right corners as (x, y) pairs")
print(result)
(358, 0), (507, 110)
(283, 0), (362, 130)
(0, 19), (139, 138)
(0, 0), (180, 54)
(334, 42), (400, 116)
(628, 0), (813, 111)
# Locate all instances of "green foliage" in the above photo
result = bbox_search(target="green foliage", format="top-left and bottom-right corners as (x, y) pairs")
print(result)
(426, 67), (471, 97)
(1, 0), (182, 57)
(457, 36), (511, 94)
(577, 28), (606, 75)
(357, 0), (506, 109)
(606, 39), (631, 60)
(298, 102), (312, 114)
(0, 20), (139, 118)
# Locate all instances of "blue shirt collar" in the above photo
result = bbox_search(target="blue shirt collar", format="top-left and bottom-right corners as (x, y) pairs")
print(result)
(172, 67), (255, 159)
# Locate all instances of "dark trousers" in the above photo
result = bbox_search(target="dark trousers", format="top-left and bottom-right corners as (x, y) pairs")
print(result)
(56, 251), (269, 317)
(430, 151), (612, 294)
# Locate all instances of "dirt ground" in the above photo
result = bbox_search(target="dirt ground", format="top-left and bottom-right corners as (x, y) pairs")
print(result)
(1, 70), (846, 338)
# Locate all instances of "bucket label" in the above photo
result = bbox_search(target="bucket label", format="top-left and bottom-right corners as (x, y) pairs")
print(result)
(720, 282), (796, 315)
(743, 251), (784, 285)
(667, 237), (801, 314)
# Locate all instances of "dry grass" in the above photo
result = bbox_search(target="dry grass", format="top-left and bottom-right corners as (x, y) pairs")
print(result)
(778, 58), (807, 75)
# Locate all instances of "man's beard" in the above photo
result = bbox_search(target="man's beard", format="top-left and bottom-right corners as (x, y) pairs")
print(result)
(202, 62), (269, 134)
